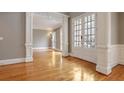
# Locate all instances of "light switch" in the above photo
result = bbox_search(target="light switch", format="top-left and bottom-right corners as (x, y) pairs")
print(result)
(0, 37), (4, 40)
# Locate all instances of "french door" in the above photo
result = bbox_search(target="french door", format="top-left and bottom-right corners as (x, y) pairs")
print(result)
(72, 13), (97, 63)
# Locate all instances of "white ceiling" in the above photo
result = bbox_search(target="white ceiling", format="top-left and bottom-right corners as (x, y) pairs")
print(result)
(33, 13), (62, 31)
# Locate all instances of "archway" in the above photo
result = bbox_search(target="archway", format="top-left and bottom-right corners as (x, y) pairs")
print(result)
(25, 12), (69, 62)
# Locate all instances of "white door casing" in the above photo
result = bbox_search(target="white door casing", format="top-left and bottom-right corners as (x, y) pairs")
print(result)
(25, 12), (33, 62)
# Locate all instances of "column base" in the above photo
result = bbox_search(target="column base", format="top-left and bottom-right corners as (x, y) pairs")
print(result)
(25, 57), (33, 62)
(96, 65), (112, 75)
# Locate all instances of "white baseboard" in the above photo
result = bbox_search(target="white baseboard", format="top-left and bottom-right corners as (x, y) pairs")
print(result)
(119, 61), (124, 65)
(0, 58), (25, 65)
(109, 45), (118, 68)
(96, 65), (112, 75)
(52, 48), (62, 52)
(33, 47), (50, 49)
(25, 57), (33, 62)
(68, 53), (72, 56)
(118, 45), (124, 65)
(110, 45), (124, 65)
(69, 53), (96, 64)
(96, 44), (124, 75)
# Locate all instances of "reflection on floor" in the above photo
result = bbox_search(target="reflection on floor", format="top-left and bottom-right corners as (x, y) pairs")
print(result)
(0, 49), (124, 81)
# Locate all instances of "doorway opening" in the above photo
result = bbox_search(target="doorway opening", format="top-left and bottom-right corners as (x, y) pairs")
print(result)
(25, 12), (69, 62)
(51, 27), (63, 51)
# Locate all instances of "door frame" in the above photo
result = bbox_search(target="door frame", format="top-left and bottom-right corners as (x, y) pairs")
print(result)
(71, 13), (97, 63)
(25, 12), (69, 62)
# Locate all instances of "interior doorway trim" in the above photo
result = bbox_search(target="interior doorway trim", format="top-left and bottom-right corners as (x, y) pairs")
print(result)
(25, 12), (69, 62)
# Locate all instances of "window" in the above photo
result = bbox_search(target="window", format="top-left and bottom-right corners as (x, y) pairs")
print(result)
(73, 13), (96, 48)
(83, 14), (96, 48)
(73, 18), (82, 47)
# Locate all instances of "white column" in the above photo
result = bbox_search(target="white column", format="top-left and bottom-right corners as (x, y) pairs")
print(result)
(25, 12), (33, 62)
(62, 16), (69, 56)
(96, 12), (112, 75)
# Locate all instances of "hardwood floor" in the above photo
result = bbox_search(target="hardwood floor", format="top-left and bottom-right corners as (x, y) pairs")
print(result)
(0, 49), (124, 81)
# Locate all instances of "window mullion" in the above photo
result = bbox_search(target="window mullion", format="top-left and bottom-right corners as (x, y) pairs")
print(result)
(73, 13), (96, 48)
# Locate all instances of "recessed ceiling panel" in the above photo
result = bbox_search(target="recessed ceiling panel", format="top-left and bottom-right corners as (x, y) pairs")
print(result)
(33, 13), (62, 30)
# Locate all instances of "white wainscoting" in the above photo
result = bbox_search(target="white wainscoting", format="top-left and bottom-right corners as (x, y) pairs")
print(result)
(0, 58), (25, 65)
(96, 45), (112, 75)
(118, 45), (124, 65)
(110, 45), (119, 68)
(70, 45), (124, 65)
(110, 45), (124, 66)
(70, 53), (97, 64)
(70, 44), (124, 75)
(97, 44), (124, 72)
(69, 48), (97, 64)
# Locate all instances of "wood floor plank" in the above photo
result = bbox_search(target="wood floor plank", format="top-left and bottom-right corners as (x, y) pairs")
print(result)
(0, 49), (124, 81)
